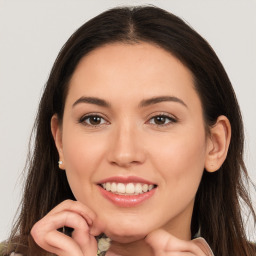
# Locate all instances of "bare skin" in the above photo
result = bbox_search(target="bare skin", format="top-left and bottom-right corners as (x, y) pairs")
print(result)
(31, 42), (231, 255)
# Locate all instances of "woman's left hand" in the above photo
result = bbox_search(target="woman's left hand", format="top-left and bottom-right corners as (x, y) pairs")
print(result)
(145, 229), (213, 256)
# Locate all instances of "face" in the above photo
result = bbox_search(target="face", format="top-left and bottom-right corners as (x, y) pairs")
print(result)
(54, 42), (212, 242)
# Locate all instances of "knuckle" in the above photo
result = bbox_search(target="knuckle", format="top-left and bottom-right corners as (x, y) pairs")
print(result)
(67, 212), (88, 230)
(63, 199), (74, 207)
(30, 222), (44, 246)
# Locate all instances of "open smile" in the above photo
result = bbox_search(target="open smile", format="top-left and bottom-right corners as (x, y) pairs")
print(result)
(100, 182), (156, 195)
(97, 176), (157, 207)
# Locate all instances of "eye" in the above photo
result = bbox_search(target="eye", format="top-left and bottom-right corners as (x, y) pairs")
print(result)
(148, 115), (177, 126)
(79, 115), (108, 126)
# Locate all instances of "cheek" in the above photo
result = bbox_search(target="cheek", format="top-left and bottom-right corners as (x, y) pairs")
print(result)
(61, 130), (106, 196)
(62, 129), (106, 169)
(149, 128), (207, 192)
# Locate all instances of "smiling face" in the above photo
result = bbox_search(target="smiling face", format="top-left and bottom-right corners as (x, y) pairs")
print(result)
(52, 42), (213, 242)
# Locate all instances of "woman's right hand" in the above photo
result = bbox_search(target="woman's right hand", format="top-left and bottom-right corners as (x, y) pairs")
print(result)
(31, 200), (103, 256)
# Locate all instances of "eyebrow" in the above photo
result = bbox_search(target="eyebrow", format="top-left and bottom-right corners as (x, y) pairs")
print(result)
(72, 95), (187, 108)
(139, 96), (188, 108)
(72, 96), (111, 108)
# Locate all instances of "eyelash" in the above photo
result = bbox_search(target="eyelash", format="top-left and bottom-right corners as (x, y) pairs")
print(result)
(79, 113), (177, 128)
(147, 114), (177, 126)
(79, 114), (109, 127)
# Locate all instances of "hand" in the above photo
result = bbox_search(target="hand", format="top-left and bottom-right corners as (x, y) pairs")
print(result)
(145, 229), (214, 256)
(31, 200), (103, 256)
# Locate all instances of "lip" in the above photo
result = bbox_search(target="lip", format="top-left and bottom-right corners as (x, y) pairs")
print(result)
(97, 175), (155, 185)
(97, 176), (157, 207)
(98, 185), (156, 207)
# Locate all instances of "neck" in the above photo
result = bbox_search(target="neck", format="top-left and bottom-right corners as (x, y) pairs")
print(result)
(106, 238), (153, 256)
(106, 201), (194, 256)
(106, 224), (192, 256)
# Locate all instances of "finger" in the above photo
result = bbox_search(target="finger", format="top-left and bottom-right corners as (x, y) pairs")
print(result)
(44, 231), (84, 256)
(72, 224), (98, 255)
(47, 200), (106, 236)
(32, 226), (83, 256)
(39, 210), (91, 233)
(47, 199), (95, 226)
(31, 210), (97, 256)
(89, 216), (107, 237)
(145, 230), (206, 255)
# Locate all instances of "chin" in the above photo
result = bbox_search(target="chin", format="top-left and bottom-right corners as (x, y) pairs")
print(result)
(102, 218), (151, 243)
(105, 231), (147, 243)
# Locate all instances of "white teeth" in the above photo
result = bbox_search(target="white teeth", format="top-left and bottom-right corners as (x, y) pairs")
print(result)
(125, 183), (135, 194)
(117, 183), (126, 193)
(110, 182), (117, 193)
(106, 182), (111, 191)
(101, 182), (155, 195)
(135, 183), (142, 194)
(142, 184), (149, 192)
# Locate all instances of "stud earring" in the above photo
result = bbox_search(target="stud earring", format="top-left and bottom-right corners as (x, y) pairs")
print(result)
(58, 160), (64, 169)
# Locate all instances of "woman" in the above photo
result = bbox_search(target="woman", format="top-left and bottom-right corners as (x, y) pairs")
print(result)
(1, 5), (255, 256)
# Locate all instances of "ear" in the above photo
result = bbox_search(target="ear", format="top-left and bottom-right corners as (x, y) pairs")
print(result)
(51, 114), (65, 170)
(205, 115), (231, 172)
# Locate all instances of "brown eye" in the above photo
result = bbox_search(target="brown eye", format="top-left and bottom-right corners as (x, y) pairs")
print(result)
(154, 116), (167, 125)
(149, 115), (176, 126)
(88, 116), (102, 125)
(80, 115), (107, 126)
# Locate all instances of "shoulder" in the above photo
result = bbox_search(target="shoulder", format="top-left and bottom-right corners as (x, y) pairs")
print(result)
(0, 242), (6, 256)
(0, 242), (23, 256)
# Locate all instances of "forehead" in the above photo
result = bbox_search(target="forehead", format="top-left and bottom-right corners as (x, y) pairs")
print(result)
(66, 42), (201, 110)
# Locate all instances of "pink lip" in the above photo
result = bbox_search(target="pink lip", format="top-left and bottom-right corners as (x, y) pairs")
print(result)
(98, 185), (156, 207)
(97, 175), (155, 185)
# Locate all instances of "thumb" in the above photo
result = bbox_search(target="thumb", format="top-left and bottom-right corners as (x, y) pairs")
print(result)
(145, 229), (181, 252)
(146, 229), (214, 255)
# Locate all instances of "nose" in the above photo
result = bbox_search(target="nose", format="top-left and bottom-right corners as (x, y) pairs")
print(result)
(107, 123), (146, 168)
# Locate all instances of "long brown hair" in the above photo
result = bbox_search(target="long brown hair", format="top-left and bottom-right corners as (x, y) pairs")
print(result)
(3, 5), (255, 256)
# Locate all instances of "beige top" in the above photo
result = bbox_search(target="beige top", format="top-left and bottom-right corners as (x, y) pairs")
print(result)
(1, 236), (215, 256)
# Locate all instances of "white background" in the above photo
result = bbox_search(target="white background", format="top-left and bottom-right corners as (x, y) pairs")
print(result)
(0, 0), (255, 242)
